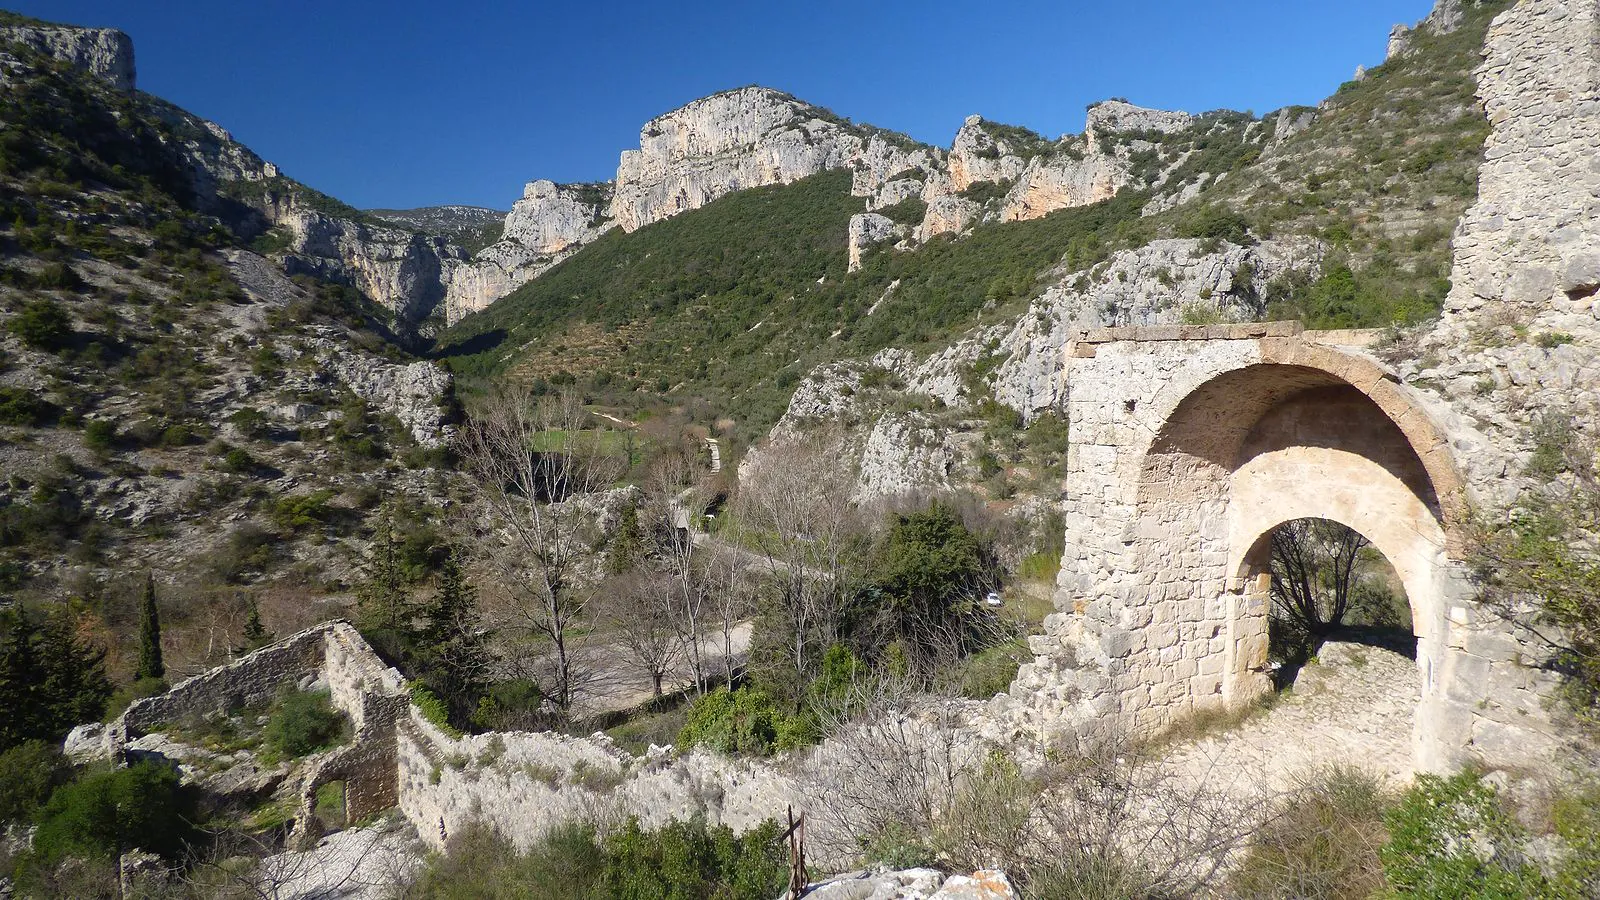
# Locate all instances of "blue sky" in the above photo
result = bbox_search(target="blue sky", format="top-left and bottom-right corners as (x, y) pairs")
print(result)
(19, 1), (1436, 211)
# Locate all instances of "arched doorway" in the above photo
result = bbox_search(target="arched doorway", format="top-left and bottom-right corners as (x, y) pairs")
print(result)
(1135, 360), (1459, 767)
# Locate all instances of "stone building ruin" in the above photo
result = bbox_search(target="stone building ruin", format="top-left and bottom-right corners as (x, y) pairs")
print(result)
(1014, 323), (1547, 773)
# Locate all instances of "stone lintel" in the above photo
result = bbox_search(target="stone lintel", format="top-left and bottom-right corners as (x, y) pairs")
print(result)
(1069, 322), (1385, 348)
(1071, 321), (1304, 344)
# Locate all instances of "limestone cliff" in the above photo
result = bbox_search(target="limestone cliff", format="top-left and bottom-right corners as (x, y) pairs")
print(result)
(444, 180), (613, 322)
(259, 189), (469, 329)
(445, 87), (940, 321)
(0, 19), (134, 90)
(151, 100), (467, 332)
(5, 21), (470, 333)
(610, 87), (916, 233)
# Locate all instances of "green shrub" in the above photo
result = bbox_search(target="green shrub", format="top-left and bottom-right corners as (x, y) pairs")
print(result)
(603, 816), (786, 900)
(411, 683), (462, 738)
(104, 675), (168, 721)
(412, 821), (606, 899)
(159, 423), (196, 447)
(33, 261), (81, 291)
(6, 297), (72, 350)
(470, 678), (545, 732)
(0, 740), (71, 825)
(222, 447), (256, 474)
(0, 386), (57, 426)
(1232, 766), (1392, 899)
(410, 815), (785, 900)
(263, 689), (346, 759)
(271, 489), (336, 531)
(81, 418), (116, 451)
(1381, 771), (1551, 897)
(31, 760), (198, 862)
(677, 686), (798, 756)
(952, 640), (1028, 699)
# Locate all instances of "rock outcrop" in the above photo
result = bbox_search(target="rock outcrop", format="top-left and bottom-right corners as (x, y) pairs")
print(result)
(1386, 0), (1471, 61)
(444, 181), (613, 322)
(610, 87), (900, 233)
(0, 21), (134, 89)
(847, 212), (900, 272)
(262, 192), (468, 329)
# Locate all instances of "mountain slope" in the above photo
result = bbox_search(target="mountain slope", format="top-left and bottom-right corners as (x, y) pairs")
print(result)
(440, 0), (1507, 448)
(0, 16), (460, 678)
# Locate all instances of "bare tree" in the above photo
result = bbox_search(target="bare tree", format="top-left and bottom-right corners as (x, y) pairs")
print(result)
(703, 541), (758, 686)
(1270, 519), (1370, 637)
(802, 697), (1265, 897)
(458, 387), (626, 710)
(595, 569), (684, 697)
(641, 447), (713, 692)
(734, 433), (866, 683)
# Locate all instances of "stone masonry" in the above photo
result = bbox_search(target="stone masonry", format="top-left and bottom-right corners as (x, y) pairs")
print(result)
(1005, 323), (1568, 772)
(1002, 0), (1600, 777)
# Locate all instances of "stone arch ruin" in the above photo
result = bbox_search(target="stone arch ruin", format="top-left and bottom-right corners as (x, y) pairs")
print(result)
(1011, 323), (1557, 773)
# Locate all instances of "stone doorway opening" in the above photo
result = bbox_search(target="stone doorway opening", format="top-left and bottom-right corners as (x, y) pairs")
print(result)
(1249, 517), (1418, 690)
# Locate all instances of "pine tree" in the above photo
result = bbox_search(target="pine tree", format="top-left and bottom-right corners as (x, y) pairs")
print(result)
(135, 572), (165, 681)
(607, 502), (647, 574)
(418, 548), (492, 723)
(37, 607), (112, 730)
(240, 597), (272, 653)
(357, 508), (410, 633)
(0, 611), (43, 750)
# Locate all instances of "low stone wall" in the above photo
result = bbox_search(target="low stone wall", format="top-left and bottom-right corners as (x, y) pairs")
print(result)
(393, 706), (798, 855)
(68, 620), (412, 847)
(120, 625), (329, 738)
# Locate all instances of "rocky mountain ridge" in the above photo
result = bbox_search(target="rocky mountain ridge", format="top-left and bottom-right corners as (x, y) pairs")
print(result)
(0, 14), (134, 91)
(0, 16), (474, 337)
(446, 88), (1220, 320)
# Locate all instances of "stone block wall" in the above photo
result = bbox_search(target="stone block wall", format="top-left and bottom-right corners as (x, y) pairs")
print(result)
(393, 707), (799, 856)
(117, 624), (331, 742)
(1021, 323), (1570, 772)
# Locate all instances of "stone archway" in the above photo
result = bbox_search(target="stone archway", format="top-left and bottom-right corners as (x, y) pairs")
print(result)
(1132, 356), (1459, 766)
(1028, 326), (1520, 773)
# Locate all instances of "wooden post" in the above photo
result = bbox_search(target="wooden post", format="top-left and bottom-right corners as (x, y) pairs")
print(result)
(783, 804), (809, 898)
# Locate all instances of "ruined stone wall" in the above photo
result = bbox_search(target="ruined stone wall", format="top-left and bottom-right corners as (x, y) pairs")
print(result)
(1401, 0), (1600, 766)
(1012, 323), (1566, 771)
(119, 624), (331, 739)
(1413, 0), (1600, 506)
(393, 707), (799, 855)
(323, 624), (409, 732)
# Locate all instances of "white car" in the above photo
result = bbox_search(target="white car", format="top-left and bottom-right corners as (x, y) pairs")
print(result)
(984, 591), (1003, 608)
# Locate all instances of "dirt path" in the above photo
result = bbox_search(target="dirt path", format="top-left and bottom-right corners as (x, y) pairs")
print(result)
(1160, 641), (1421, 798)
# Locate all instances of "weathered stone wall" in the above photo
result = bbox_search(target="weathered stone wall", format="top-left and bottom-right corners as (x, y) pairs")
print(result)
(1401, 0), (1600, 502)
(393, 708), (800, 855)
(72, 621), (412, 845)
(119, 625), (330, 740)
(1008, 323), (1568, 772)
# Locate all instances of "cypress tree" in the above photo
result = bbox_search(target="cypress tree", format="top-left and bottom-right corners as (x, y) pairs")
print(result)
(135, 572), (164, 681)
(356, 508), (409, 633)
(418, 548), (491, 722)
